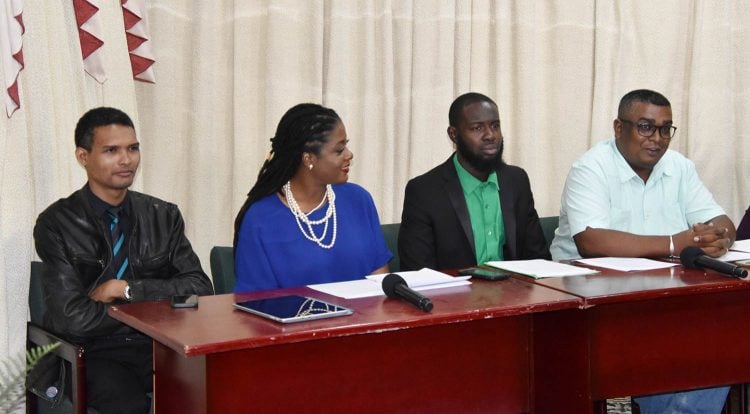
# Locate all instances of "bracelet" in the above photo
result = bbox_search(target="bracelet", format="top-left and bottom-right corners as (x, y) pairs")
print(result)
(669, 235), (676, 258)
(124, 284), (132, 301)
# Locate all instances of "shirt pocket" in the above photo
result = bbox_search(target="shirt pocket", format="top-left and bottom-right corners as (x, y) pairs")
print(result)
(137, 252), (170, 279)
(71, 254), (105, 289)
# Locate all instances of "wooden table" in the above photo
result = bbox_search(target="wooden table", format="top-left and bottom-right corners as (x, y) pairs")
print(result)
(527, 264), (750, 413)
(109, 277), (581, 413)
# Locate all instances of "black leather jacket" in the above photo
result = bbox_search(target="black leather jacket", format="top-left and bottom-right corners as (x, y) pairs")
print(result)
(34, 187), (214, 343)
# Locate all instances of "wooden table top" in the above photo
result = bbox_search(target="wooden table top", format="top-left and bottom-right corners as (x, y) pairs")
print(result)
(523, 262), (750, 306)
(109, 276), (581, 357)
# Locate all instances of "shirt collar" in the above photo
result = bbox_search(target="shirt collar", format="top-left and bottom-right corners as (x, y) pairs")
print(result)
(609, 138), (673, 185)
(453, 153), (499, 195)
(84, 184), (131, 218)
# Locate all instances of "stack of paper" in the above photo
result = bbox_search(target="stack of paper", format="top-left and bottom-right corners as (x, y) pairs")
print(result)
(715, 250), (750, 262)
(575, 257), (678, 272)
(485, 259), (598, 279)
(682, 239), (750, 262)
(730, 239), (750, 255)
(308, 268), (471, 299)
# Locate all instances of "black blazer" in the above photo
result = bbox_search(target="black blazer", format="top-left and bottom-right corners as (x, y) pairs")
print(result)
(398, 156), (549, 271)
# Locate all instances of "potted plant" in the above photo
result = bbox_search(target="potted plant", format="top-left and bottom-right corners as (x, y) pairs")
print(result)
(0, 343), (59, 413)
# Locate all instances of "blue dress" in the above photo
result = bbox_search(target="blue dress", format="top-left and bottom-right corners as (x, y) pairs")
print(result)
(234, 183), (392, 293)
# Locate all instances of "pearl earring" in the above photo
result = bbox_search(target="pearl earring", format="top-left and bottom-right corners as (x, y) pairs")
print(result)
(308, 164), (313, 171)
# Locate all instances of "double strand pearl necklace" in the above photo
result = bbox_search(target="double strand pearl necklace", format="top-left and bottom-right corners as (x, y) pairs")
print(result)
(283, 182), (337, 249)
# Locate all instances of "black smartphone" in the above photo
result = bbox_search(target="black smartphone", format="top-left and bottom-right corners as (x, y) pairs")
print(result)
(170, 294), (199, 308)
(458, 267), (511, 281)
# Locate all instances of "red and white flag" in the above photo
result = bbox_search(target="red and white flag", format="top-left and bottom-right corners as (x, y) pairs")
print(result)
(0, 0), (24, 117)
(121, 0), (155, 82)
(73, 0), (106, 83)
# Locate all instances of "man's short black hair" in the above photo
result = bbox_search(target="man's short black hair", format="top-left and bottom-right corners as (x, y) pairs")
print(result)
(448, 92), (497, 127)
(617, 89), (671, 119)
(74, 107), (135, 150)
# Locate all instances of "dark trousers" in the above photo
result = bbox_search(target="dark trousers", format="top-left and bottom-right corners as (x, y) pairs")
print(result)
(85, 334), (153, 414)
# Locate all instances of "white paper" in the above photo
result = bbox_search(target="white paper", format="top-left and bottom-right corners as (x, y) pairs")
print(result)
(730, 239), (750, 253)
(308, 268), (471, 299)
(485, 259), (598, 278)
(575, 257), (678, 272)
(308, 279), (385, 299)
(715, 250), (750, 262)
(366, 268), (468, 287)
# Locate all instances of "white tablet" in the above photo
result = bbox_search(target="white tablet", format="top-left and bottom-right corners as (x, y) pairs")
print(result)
(233, 295), (353, 323)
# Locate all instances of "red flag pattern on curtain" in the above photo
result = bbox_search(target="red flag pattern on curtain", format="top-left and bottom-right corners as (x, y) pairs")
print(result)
(0, 0), (24, 117)
(121, 0), (155, 82)
(73, 0), (106, 83)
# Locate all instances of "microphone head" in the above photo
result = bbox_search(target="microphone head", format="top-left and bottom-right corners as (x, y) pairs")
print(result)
(679, 246), (704, 268)
(382, 273), (405, 298)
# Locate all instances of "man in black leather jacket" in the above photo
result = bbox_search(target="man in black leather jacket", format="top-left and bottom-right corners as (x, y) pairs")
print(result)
(34, 107), (214, 414)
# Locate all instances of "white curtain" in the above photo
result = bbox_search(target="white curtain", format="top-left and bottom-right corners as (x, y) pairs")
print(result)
(2, 0), (749, 386)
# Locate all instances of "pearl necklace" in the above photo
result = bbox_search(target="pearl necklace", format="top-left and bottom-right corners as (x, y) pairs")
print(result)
(296, 298), (334, 316)
(283, 182), (337, 249)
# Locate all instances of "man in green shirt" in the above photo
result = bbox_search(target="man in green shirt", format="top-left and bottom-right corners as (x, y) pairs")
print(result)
(399, 92), (549, 270)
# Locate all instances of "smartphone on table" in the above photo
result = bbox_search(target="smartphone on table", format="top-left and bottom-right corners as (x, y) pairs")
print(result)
(170, 294), (199, 308)
(458, 267), (511, 281)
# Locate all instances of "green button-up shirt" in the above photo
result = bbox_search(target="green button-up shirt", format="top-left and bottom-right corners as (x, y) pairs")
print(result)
(453, 154), (505, 263)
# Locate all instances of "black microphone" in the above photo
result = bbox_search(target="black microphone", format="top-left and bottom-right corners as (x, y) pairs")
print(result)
(382, 273), (434, 312)
(679, 246), (748, 278)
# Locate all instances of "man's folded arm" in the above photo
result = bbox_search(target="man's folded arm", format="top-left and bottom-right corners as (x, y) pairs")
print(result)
(129, 209), (214, 301)
(34, 218), (123, 338)
(574, 227), (672, 258)
(574, 214), (735, 259)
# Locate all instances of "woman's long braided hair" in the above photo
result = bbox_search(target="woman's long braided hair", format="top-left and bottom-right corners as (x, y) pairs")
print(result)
(233, 103), (341, 250)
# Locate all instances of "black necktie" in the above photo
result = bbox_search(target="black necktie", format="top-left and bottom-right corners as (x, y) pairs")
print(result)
(107, 207), (128, 279)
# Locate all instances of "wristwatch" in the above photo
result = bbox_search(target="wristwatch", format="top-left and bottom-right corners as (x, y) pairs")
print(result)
(124, 284), (132, 301)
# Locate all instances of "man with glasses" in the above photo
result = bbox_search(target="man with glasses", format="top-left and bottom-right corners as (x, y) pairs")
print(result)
(550, 89), (735, 412)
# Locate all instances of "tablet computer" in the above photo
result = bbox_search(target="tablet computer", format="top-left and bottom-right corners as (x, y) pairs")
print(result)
(233, 295), (353, 323)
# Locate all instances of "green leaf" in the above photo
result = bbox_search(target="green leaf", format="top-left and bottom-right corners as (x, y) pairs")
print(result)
(0, 343), (60, 413)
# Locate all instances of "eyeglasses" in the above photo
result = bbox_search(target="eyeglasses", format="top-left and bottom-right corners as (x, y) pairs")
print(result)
(618, 118), (677, 140)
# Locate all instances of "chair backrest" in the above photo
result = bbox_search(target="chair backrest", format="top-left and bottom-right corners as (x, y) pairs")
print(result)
(28, 260), (89, 414)
(381, 223), (400, 272)
(210, 246), (236, 294)
(29, 261), (46, 324)
(539, 216), (559, 253)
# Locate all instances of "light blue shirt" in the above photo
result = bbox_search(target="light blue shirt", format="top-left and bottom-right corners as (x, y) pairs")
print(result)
(550, 138), (726, 260)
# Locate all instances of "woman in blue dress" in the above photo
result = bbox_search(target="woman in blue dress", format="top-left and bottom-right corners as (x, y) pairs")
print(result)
(233, 103), (391, 293)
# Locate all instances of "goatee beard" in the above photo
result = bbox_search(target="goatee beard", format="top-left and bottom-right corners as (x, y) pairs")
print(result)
(456, 139), (503, 173)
